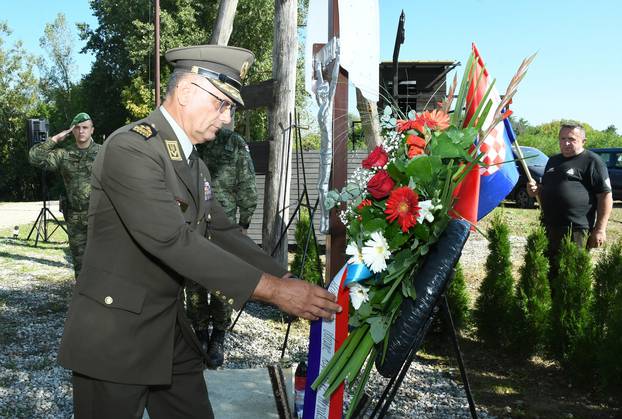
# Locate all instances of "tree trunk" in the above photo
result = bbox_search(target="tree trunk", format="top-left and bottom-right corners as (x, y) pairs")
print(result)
(263, 0), (297, 267)
(355, 87), (382, 150)
(210, 0), (239, 45)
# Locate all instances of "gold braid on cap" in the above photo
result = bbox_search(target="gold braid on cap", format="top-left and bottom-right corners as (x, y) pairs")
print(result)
(190, 66), (241, 90)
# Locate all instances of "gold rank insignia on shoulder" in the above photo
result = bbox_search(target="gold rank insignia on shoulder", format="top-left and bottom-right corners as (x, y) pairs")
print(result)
(130, 123), (157, 140)
(165, 140), (183, 161)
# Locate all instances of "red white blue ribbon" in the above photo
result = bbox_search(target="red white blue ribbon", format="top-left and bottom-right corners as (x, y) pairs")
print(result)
(303, 264), (350, 419)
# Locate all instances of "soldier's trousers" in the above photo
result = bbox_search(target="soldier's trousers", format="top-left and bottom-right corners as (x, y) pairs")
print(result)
(185, 281), (233, 332)
(66, 210), (88, 278)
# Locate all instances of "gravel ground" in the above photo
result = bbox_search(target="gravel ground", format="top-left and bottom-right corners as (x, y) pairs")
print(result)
(0, 233), (496, 418)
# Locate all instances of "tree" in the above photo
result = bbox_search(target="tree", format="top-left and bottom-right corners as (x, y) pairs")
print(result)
(550, 233), (592, 369)
(0, 23), (43, 200)
(39, 13), (78, 127)
(290, 207), (322, 285)
(474, 212), (517, 347)
(514, 226), (550, 355)
(263, 0), (298, 266)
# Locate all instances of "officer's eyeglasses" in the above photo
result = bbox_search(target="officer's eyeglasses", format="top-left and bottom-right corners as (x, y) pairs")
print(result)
(191, 82), (236, 117)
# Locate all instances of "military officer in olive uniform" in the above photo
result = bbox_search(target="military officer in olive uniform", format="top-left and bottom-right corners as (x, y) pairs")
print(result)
(187, 129), (257, 368)
(58, 45), (340, 419)
(29, 113), (101, 277)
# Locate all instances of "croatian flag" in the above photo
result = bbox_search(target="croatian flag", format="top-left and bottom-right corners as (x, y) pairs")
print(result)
(452, 43), (519, 223)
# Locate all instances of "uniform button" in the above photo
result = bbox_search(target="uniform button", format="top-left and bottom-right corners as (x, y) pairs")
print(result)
(207, 214), (212, 221)
(104, 296), (113, 305)
(228, 298), (234, 305)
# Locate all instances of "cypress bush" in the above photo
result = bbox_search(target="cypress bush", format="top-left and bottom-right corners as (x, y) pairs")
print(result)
(513, 226), (551, 354)
(290, 207), (323, 286)
(550, 233), (593, 369)
(591, 239), (622, 387)
(444, 262), (470, 331)
(474, 213), (516, 347)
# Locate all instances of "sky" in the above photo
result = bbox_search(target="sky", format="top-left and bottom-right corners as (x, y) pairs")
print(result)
(2, 0), (622, 131)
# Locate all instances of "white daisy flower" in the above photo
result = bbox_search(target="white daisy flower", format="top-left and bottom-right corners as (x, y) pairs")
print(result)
(349, 283), (370, 310)
(417, 200), (435, 224)
(345, 242), (363, 264)
(362, 231), (391, 273)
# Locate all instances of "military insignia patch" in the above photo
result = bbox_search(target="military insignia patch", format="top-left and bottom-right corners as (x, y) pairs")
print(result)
(204, 180), (213, 201)
(130, 123), (157, 140)
(165, 140), (183, 161)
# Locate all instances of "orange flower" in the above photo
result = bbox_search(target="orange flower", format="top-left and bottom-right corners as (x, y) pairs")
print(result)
(396, 119), (425, 133)
(406, 134), (426, 158)
(384, 186), (420, 232)
(357, 199), (372, 210)
(415, 109), (450, 131)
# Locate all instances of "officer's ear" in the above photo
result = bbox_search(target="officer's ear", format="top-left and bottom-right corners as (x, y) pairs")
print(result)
(176, 77), (194, 106)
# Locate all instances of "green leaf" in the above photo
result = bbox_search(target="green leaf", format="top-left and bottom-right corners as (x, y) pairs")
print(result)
(429, 140), (465, 159)
(367, 316), (390, 343)
(401, 280), (417, 299)
(363, 217), (387, 233)
(414, 223), (430, 241)
(389, 230), (410, 250)
(405, 155), (433, 181)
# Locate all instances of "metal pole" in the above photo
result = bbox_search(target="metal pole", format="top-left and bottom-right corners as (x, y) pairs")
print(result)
(155, 0), (161, 108)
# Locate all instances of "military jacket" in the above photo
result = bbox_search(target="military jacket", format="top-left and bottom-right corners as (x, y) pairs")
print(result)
(200, 129), (257, 228)
(29, 138), (101, 212)
(58, 109), (287, 386)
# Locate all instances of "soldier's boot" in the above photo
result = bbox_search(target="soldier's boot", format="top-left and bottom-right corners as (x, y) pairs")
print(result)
(206, 328), (226, 369)
(196, 329), (210, 353)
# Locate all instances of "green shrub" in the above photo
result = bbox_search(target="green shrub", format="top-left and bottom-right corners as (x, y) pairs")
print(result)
(290, 207), (323, 285)
(513, 226), (551, 355)
(443, 262), (470, 331)
(474, 213), (517, 347)
(550, 233), (593, 370)
(591, 240), (622, 387)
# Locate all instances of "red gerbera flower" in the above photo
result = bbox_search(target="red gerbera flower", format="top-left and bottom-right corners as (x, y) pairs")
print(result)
(384, 186), (420, 232)
(396, 119), (425, 134)
(415, 109), (450, 131)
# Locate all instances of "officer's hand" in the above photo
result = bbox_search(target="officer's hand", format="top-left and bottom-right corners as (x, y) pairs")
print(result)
(588, 229), (607, 249)
(51, 126), (74, 143)
(526, 180), (539, 197)
(253, 273), (341, 321)
(240, 228), (248, 235)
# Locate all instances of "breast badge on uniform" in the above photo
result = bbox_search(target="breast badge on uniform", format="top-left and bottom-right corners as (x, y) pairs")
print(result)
(204, 180), (213, 201)
(130, 123), (157, 140)
(165, 140), (183, 161)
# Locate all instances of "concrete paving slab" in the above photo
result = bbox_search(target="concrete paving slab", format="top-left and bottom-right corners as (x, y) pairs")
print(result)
(143, 368), (293, 419)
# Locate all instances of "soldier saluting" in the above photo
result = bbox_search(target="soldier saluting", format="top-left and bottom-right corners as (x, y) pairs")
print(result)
(29, 113), (101, 277)
(58, 45), (341, 418)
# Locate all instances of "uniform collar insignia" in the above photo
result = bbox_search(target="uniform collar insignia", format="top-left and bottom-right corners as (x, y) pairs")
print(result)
(165, 140), (183, 161)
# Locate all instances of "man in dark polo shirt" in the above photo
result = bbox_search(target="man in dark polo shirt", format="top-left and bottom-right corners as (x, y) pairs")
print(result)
(527, 122), (613, 282)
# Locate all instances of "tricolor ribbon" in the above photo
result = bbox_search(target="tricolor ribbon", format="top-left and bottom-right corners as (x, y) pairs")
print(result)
(303, 265), (349, 419)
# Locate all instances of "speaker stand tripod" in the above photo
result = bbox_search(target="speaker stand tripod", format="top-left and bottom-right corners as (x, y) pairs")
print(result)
(26, 171), (67, 246)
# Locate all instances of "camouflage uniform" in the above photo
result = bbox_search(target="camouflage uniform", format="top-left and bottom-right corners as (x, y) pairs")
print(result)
(29, 138), (101, 277)
(186, 128), (257, 332)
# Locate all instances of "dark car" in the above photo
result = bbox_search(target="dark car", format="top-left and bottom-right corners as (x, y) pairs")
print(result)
(590, 148), (622, 200)
(508, 146), (549, 208)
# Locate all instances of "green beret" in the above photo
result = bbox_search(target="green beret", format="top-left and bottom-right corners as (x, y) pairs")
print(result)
(71, 112), (92, 126)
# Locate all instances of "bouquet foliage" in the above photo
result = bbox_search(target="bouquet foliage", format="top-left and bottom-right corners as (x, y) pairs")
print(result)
(311, 47), (535, 417)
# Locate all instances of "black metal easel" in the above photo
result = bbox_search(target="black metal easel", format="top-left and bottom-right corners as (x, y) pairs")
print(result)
(26, 170), (67, 246)
(366, 288), (478, 419)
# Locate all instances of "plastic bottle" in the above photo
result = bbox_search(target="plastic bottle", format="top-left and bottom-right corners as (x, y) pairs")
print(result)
(294, 361), (307, 419)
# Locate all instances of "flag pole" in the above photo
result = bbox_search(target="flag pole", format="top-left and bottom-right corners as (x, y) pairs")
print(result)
(512, 139), (541, 208)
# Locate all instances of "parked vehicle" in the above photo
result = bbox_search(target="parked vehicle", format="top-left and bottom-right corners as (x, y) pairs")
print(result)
(508, 146), (549, 208)
(590, 148), (622, 200)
